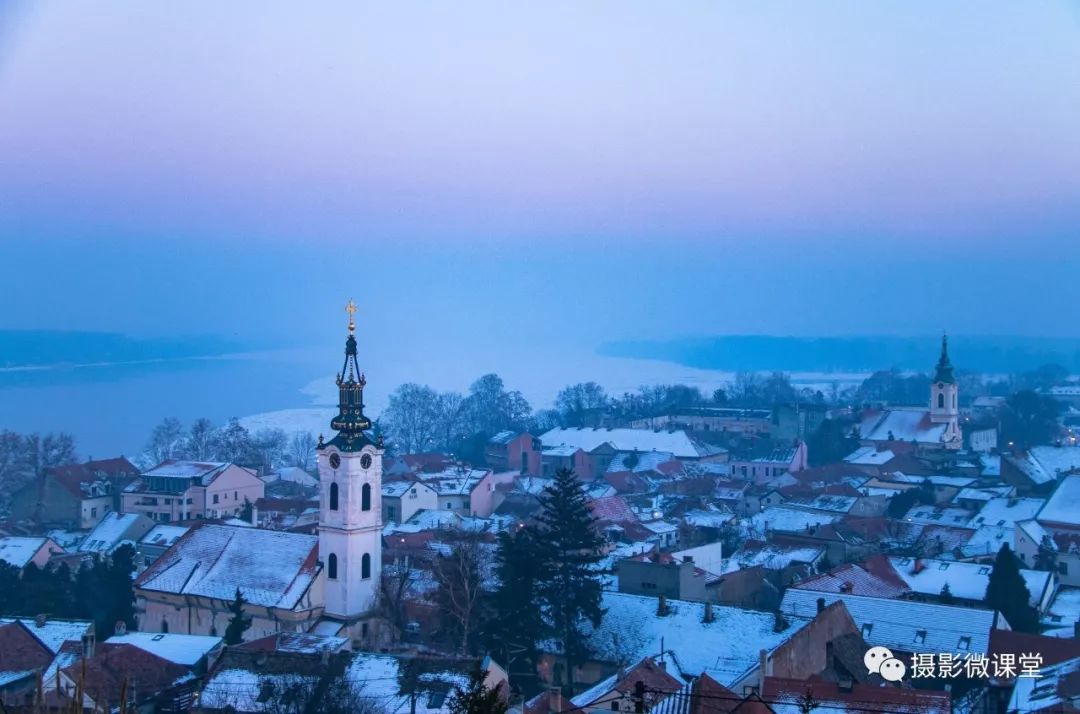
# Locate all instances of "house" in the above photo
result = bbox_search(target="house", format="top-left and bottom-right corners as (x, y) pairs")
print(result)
(137, 524), (191, 567)
(1016, 520), (1080, 585)
(561, 591), (813, 690)
(571, 657), (683, 713)
(383, 480), (440, 524)
(134, 524), (323, 638)
(121, 460), (265, 522)
(1003, 446), (1080, 494)
(0, 620), (61, 707)
(792, 555), (911, 599)
(729, 442), (808, 483)
(8, 457), (138, 528)
(780, 589), (1006, 657)
(616, 550), (711, 602)
(0, 536), (64, 569)
(765, 677), (951, 714)
(631, 407), (772, 438)
(105, 631), (224, 674)
(56, 643), (196, 713)
(486, 431), (542, 475)
(725, 540), (825, 584)
(1007, 655), (1080, 714)
(78, 511), (154, 555)
(885, 555), (1055, 613)
(968, 497), (1045, 530)
(414, 467), (497, 517)
(539, 427), (724, 479)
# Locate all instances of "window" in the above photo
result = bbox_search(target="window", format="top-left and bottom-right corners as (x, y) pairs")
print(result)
(938, 393), (945, 409)
(521, 453), (529, 473)
(361, 622), (369, 638)
(978, 566), (990, 575)
(161, 620), (169, 633)
(329, 483), (339, 511)
(234, 491), (238, 500)
(938, 563), (950, 571)
(213, 494), (219, 504)
(861, 623), (873, 638)
(328, 553), (338, 579)
(611, 703), (620, 711)
(90, 507), (97, 518)
(362, 483), (371, 511)
(1060, 562), (1069, 575)
(958, 636), (971, 651)
(387, 506), (396, 520)
(914, 630), (927, 644)
(641, 582), (657, 590)
(446, 503), (452, 509)
(362, 553), (371, 579)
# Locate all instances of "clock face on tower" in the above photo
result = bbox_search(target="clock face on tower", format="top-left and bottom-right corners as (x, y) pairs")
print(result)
(360, 454), (373, 469)
(329, 453), (341, 469)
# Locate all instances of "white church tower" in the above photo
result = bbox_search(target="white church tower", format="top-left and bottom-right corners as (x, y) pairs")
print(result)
(929, 333), (962, 449)
(316, 300), (384, 632)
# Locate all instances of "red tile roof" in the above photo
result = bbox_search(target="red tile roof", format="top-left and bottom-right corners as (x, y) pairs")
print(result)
(0, 621), (54, 677)
(588, 496), (640, 525)
(61, 643), (189, 708)
(793, 556), (910, 599)
(764, 677), (950, 714)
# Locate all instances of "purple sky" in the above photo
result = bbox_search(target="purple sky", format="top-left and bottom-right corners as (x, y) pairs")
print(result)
(2, 1), (1080, 342)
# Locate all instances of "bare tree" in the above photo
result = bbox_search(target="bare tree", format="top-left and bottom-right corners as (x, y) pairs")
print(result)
(432, 536), (491, 654)
(23, 432), (77, 524)
(288, 431), (316, 472)
(384, 383), (443, 453)
(253, 428), (289, 471)
(186, 418), (217, 460)
(145, 418), (183, 465)
(377, 562), (419, 644)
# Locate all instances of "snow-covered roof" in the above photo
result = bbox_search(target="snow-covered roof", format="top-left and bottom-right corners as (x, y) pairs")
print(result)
(955, 486), (1014, 503)
(346, 654), (470, 714)
(784, 494), (857, 514)
(901, 505), (975, 527)
(890, 472), (977, 488)
(858, 408), (947, 445)
(135, 525), (319, 609)
(1043, 587), (1080, 628)
(540, 427), (706, 459)
(200, 668), (321, 713)
(843, 446), (895, 466)
(960, 525), (1014, 559)
(79, 512), (148, 554)
(0, 536), (51, 568)
(681, 509), (734, 529)
(139, 524), (191, 549)
(0, 618), (93, 654)
(1040, 475), (1080, 527)
(586, 591), (811, 686)
(968, 497), (1044, 529)
(383, 481), (432, 498)
(1008, 655), (1080, 714)
(142, 460), (229, 479)
(746, 507), (836, 536)
(607, 451), (677, 474)
(726, 543), (824, 573)
(106, 632), (222, 666)
(887, 556), (1048, 608)
(781, 589), (996, 655)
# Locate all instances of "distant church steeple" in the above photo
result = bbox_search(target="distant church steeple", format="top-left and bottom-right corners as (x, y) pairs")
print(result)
(316, 300), (384, 632)
(929, 332), (961, 448)
(933, 333), (956, 385)
(324, 299), (377, 453)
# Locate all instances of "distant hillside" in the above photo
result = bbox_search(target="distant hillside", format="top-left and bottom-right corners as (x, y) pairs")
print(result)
(0, 329), (251, 369)
(598, 335), (1080, 374)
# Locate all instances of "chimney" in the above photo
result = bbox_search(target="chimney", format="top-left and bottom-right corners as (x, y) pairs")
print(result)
(34, 614), (46, 628)
(82, 632), (95, 659)
(114, 620), (127, 636)
(773, 611), (788, 632)
(703, 601), (715, 624)
(758, 649), (768, 694)
(839, 581), (853, 594)
(816, 597), (826, 614)
(657, 594), (670, 616)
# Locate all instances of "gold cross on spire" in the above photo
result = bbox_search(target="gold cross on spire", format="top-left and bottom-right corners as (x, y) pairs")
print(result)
(345, 298), (357, 333)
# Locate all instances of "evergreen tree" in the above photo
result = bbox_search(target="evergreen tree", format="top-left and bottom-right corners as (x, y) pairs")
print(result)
(939, 582), (954, 605)
(1034, 535), (1058, 572)
(534, 468), (606, 690)
(239, 497), (254, 524)
(985, 545), (1038, 632)
(447, 668), (509, 714)
(224, 587), (253, 644)
(486, 528), (547, 695)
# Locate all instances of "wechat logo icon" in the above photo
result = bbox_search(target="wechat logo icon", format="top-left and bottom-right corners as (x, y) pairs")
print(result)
(864, 646), (907, 682)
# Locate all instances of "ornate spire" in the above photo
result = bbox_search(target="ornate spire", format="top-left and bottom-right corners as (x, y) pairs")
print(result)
(934, 332), (956, 384)
(322, 301), (375, 452)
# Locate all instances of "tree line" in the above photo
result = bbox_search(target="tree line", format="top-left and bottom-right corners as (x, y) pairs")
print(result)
(143, 417), (317, 472)
(0, 430), (77, 512)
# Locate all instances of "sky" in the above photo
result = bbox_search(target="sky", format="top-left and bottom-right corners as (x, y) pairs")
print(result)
(2, 1), (1080, 347)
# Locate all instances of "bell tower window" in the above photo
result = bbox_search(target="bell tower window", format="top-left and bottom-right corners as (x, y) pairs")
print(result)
(937, 393), (944, 409)
(328, 553), (338, 579)
(361, 483), (371, 512)
(329, 483), (339, 511)
(362, 553), (371, 579)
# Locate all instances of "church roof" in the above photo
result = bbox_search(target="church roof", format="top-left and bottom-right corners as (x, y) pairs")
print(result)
(858, 408), (948, 444)
(135, 524), (320, 610)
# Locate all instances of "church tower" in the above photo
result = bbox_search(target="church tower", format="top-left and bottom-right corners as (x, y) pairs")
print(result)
(317, 300), (384, 624)
(929, 333), (962, 448)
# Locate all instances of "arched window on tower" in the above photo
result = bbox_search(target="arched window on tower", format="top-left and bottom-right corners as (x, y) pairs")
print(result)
(937, 393), (945, 409)
(953, 393), (957, 409)
(328, 553), (338, 579)
(361, 483), (371, 511)
(361, 553), (371, 579)
(329, 483), (339, 511)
